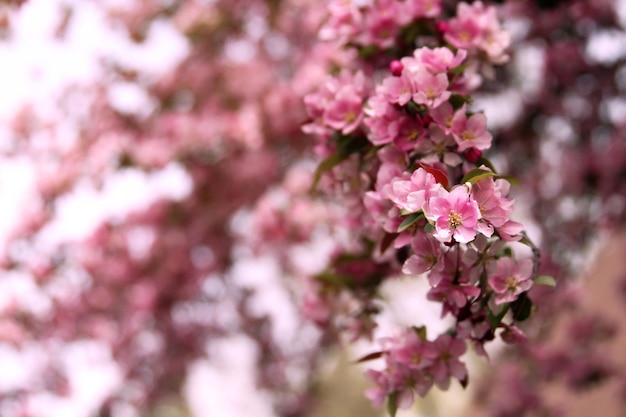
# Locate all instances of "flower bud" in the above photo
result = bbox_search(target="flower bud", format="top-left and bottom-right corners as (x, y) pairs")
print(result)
(435, 21), (449, 34)
(464, 147), (482, 164)
(390, 60), (403, 76)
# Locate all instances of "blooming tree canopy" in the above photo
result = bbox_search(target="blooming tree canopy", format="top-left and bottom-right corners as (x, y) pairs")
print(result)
(0, 0), (625, 417)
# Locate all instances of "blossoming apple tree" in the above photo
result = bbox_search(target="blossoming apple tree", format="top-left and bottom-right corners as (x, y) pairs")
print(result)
(0, 0), (625, 416)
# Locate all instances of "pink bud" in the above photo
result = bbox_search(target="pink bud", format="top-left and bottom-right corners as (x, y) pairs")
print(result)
(422, 114), (434, 126)
(435, 21), (449, 34)
(390, 60), (404, 76)
(464, 147), (482, 163)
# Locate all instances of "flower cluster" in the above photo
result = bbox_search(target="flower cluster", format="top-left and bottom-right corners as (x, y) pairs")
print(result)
(320, 0), (442, 49)
(302, 1), (550, 412)
(365, 330), (467, 409)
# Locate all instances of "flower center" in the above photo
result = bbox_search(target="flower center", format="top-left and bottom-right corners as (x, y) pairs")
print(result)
(461, 130), (475, 141)
(505, 276), (518, 290)
(448, 210), (463, 228)
(459, 31), (471, 43)
(344, 111), (357, 123)
(433, 141), (447, 154)
(407, 129), (420, 141)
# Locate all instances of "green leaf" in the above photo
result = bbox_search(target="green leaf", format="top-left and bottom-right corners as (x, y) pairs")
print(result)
(497, 175), (520, 186)
(534, 275), (557, 287)
(518, 234), (539, 252)
(486, 304), (510, 329)
(387, 392), (398, 417)
(315, 272), (350, 287)
(379, 232), (399, 254)
(511, 292), (533, 322)
(412, 325), (427, 340)
(449, 62), (468, 78)
(354, 351), (385, 364)
(476, 156), (497, 173)
(310, 135), (370, 190)
(311, 152), (345, 190)
(397, 212), (425, 233)
(460, 373), (469, 389)
(358, 44), (379, 59)
(405, 100), (425, 116)
(460, 168), (496, 185)
(449, 93), (471, 110)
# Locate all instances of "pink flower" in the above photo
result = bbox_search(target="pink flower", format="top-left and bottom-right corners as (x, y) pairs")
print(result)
(425, 185), (481, 243)
(473, 177), (515, 227)
(304, 70), (369, 136)
(450, 108), (492, 151)
(427, 275), (480, 317)
(445, 2), (510, 64)
(402, 233), (443, 275)
(391, 331), (437, 371)
(414, 47), (468, 73)
(410, 69), (451, 109)
(445, 12), (482, 50)
(323, 85), (365, 134)
(487, 257), (533, 304)
(364, 95), (403, 145)
(403, 0), (442, 19)
(388, 114), (426, 151)
(380, 72), (415, 106)
(389, 168), (440, 213)
(428, 334), (468, 390)
(430, 101), (465, 135)
(416, 125), (463, 166)
(495, 220), (524, 241)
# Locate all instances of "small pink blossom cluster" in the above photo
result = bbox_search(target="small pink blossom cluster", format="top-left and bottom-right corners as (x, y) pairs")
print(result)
(365, 330), (467, 409)
(303, 70), (370, 153)
(365, 46), (494, 152)
(319, 0), (442, 49)
(302, 1), (548, 412)
(443, 1), (511, 64)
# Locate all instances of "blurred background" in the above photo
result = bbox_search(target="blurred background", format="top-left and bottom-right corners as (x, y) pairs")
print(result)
(0, 0), (626, 416)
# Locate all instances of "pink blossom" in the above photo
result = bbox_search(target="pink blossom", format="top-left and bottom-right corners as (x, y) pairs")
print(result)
(402, 233), (443, 275)
(416, 124), (463, 166)
(319, 0), (362, 44)
(445, 2), (510, 64)
(450, 109), (492, 151)
(472, 176), (515, 231)
(445, 12), (482, 50)
(424, 185), (481, 243)
(380, 71), (416, 106)
(305, 70), (369, 136)
(427, 275), (480, 317)
(410, 68), (451, 109)
(391, 331), (438, 371)
(487, 257), (534, 304)
(389, 167), (440, 213)
(414, 47), (468, 73)
(428, 334), (468, 389)
(402, 0), (442, 19)
(364, 95), (403, 145)
(388, 114), (427, 151)
(430, 101), (465, 135)
(496, 220), (524, 241)
(323, 85), (365, 134)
